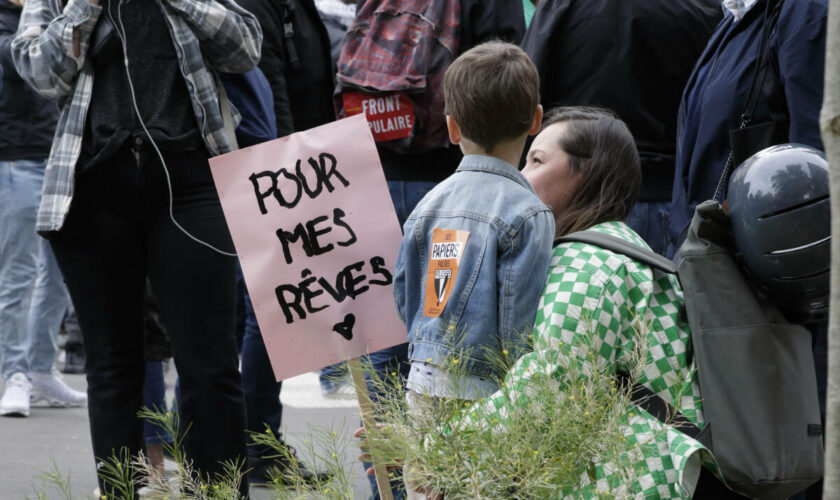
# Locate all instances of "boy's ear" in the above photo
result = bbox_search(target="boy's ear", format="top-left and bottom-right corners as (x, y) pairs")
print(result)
(528, 105), (544, 136)
(446, 115), (462, 145)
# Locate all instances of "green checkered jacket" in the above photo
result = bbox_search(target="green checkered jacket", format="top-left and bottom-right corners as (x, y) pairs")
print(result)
(465, 221), (713, 498)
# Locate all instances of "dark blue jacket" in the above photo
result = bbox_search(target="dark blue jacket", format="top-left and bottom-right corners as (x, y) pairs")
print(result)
(0, 0), (58, 161)
(220, 68), (277, 148)
(669, 0), (827, 254)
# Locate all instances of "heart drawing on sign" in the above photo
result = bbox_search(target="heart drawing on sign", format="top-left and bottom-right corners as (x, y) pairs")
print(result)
(332, 313), (356, 341)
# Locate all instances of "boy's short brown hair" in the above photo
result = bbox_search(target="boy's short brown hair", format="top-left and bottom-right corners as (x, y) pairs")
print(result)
(444, 41), (540, 153)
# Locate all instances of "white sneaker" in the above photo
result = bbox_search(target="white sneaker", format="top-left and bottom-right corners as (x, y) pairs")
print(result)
(31, 368), (87, 407)
(0, 372), (32, 417)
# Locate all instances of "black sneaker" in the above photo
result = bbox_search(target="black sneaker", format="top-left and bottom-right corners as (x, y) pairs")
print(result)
(62, 344), (86, 374)
(246, 444), (331, 485)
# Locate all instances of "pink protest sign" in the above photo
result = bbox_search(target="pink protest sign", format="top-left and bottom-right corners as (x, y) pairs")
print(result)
(209, 114), (407, 381)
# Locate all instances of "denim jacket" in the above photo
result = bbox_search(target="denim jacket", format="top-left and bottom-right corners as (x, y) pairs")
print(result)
(394, 155), (554, 379)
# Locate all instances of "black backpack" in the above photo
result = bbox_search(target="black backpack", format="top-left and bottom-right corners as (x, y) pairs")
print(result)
(556, 202), (824, 499)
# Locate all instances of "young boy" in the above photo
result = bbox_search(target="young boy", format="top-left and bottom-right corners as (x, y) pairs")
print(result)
(393, 41), (554, 403)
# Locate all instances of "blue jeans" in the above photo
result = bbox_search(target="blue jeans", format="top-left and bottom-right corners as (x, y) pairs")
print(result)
(241, 288), (283, 456)
(0, 159), (69, 380)
(236, 258), (285, 454)
(319, 361), (348, 393)
(143, 361), (173, 446)
(364, 180), (436, 500)
(624, 200), (672, 257)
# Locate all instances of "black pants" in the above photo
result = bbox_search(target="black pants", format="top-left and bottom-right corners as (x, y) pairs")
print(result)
(50, 140), (247, 495)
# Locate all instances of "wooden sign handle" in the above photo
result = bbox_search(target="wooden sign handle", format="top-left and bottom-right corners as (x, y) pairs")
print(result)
(349, 357), (395, 500)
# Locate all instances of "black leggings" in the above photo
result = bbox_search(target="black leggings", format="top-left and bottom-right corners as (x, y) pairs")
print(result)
(50, 140), (246, 495)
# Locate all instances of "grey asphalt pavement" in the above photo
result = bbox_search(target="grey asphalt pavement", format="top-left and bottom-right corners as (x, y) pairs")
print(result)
(0, 368), (371, 499)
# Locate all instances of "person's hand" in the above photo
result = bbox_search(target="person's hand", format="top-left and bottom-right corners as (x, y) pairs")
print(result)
(355, 426), (442, 498)
(9, 0), (25, 8)
(73, 29), (80, 58)
(72, 0), (100, 58)
(412, 485), (444, 500)
(354, 426), (403, 475)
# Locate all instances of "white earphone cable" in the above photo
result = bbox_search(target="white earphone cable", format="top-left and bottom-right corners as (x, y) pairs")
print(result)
(108, 1), (237, 257)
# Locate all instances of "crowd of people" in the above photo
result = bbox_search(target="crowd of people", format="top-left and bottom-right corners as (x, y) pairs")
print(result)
(0, 0), (830, 498)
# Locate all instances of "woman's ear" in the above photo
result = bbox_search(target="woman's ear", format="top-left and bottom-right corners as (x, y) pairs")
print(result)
(528, 105), (544, 136)
(446, 115), (461, 144)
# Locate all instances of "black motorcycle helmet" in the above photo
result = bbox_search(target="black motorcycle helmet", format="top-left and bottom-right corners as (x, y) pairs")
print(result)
(726, 143), (830, 321)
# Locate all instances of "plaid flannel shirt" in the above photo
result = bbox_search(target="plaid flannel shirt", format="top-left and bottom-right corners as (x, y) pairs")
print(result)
(463, 222), (716, 498)
(11, 0), (262, 233)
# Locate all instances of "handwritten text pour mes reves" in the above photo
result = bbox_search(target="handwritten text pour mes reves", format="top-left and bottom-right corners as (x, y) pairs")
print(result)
(248, 152), (392, 330)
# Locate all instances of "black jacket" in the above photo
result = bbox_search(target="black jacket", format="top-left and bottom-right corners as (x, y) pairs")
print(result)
(522, 0), (721, 201)
(283, 0), (338, 132)
(460, 0), (525, 52)
(236, 0), (335, 136)
(0, 0), (59, 161)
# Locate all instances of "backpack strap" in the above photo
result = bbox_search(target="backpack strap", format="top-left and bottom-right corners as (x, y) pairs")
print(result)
(740, 0), (786, 128)
(556, 230), (701, 439)
(554, 231), (677, 274)
(279, 0), (302, 70)
(712, 0), (786, 201)
(616, 372), (702, 440)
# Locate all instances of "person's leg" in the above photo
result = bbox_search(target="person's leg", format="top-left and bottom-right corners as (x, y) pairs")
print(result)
(49, 152), (148, 489)
(27, 239), (85, 406)
(0, 160), (43, 381)
(142, 360), (171, 478)
(624, 200), (671, 257)
(364, 180), (436, 499)
(143, 147), (246, 494)
(319, 361), (349, 396)
(27, 239), (69, 373)
(362, 343), (409, 499)
(241, 290), (283, 453)
(0, 159), (49, 417)
(240, 277), (329, 483)
(234, 265), (247, 352)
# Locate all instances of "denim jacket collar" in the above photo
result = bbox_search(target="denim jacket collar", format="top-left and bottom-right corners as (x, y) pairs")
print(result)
(456, 155), (536, 194)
